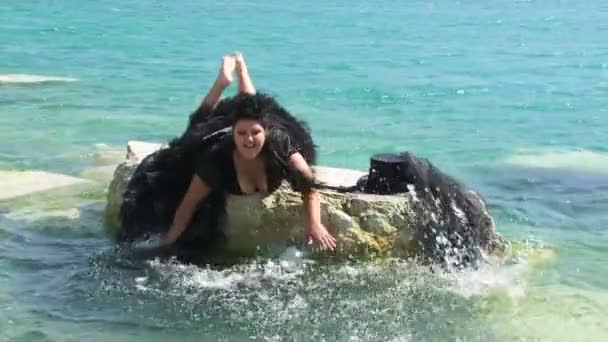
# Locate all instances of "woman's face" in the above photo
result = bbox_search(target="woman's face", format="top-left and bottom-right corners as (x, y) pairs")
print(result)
(233, 119), (266, 160)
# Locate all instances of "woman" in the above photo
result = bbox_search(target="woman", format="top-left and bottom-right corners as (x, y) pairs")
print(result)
(119, 54), (335, 261)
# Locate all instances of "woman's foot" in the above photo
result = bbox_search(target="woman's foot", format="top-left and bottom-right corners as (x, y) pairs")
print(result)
(217, 55), (236, 87)
(234, 52), (248, 76)
(234, 52), (256, 94)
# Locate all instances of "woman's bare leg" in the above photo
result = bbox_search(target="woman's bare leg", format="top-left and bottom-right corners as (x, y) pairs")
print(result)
(235, 52), (256, 95)
(196, 56), (236, 114)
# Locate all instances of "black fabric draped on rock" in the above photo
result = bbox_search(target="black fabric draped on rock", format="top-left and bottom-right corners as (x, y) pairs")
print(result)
(118, 94), (318, 259)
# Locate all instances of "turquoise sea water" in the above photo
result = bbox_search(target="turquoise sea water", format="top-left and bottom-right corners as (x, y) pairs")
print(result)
(1, 0), (607, 340)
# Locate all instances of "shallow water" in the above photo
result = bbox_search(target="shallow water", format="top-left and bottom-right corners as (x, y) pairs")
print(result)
(1, 0), (607, 340)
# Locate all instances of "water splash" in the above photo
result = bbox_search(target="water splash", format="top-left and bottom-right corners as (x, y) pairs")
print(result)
(439, 261), (528, 301)
(137, 256), (307, 297)
(437, 238), (556, 302)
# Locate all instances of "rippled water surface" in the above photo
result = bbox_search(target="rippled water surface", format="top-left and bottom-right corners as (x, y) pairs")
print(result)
(1, 0), (607, 340)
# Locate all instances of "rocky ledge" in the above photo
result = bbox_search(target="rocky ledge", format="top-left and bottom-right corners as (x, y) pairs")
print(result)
(105, 141), (502, 262)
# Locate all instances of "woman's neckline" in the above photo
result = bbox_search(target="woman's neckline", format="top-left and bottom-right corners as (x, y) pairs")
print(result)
(231, 149), (268, 195)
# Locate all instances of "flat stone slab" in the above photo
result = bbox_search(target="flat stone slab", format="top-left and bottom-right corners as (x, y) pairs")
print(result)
(0, 73), (78, 84)
(126, 141), (165, 162)
(314, 166), (366, 188)
(0, 170), (88, 201)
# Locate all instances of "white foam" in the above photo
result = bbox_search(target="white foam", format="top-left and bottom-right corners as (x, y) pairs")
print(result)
(506, 149), (608, 174)
(406, 184), (419, 202)
(437, 240), (558, 301)
(0, 73), (78, 84)
(140, 258), (306, 296)
(450, 200), (468, 224)
(439, 262), (528, 300)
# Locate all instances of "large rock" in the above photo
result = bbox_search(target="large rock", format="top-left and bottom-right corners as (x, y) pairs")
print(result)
(105, 141), (501, 261)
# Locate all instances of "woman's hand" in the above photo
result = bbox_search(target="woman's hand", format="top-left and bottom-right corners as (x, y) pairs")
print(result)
(306, 222), (336, 251)
(287, 153), (336, 251)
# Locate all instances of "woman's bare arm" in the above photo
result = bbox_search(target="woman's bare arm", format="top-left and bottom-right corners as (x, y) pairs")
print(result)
(163, 175), (211, 244)
(288, 152), (336, 251)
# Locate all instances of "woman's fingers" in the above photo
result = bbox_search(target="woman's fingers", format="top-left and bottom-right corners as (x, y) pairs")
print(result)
(322, 233), (336, 251)
(307, 225), (337, 251)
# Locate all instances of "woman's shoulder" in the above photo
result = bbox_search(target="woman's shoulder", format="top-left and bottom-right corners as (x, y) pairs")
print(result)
(264, 127), (297, 159)
(265, 118), (316, 164)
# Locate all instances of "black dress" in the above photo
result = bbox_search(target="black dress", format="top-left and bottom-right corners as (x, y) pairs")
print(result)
(118, 94), (317, 260)
(194, 128), (306, 196)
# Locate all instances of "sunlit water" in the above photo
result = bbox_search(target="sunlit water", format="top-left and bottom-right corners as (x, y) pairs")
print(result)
(1, 0), (608, 340)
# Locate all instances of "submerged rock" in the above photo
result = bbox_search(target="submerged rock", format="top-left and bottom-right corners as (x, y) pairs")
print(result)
(0, 170), (88, 201)
(105, 141), (502, 264)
